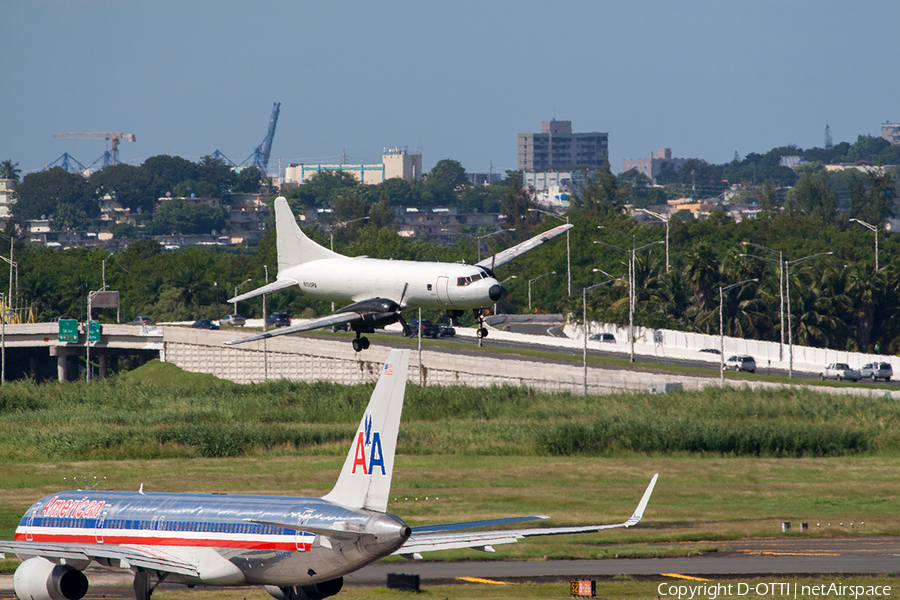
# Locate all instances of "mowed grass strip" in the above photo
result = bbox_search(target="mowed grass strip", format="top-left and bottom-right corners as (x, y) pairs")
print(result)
(2, 455), (900, 557)
(0, 361), (897, 462)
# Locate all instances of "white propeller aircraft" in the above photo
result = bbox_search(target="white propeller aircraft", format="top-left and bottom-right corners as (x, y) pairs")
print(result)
(0, 349), (658, 600)
(225, 197), (573, 351)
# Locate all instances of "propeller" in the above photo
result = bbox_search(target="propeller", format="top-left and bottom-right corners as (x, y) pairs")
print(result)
(396, 283), (411, 336)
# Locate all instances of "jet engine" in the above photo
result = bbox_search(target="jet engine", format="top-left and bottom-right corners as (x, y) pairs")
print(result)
(266, 578), (343, 600)
(14, 557), (89, 600)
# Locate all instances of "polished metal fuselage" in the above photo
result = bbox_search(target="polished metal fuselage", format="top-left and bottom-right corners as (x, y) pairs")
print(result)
(16, 490), (410, 587)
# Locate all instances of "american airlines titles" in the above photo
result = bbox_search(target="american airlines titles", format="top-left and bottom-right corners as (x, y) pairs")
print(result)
(39, 497), (106, 520)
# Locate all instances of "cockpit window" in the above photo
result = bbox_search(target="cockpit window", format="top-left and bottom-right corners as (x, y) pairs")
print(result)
(480, 271), (490, 279)
(457, 277), (469, 286)
(470, 273), (482, 282)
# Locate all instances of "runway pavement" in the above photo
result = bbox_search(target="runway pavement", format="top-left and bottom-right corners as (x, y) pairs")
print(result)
(2, 537), (898, 598)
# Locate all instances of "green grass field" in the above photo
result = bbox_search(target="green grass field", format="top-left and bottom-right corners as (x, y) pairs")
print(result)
(2, 361), (899, 583)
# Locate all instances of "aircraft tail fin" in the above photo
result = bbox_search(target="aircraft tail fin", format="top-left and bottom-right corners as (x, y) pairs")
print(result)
(322, 349), (410, 512)
(275, 196), (345, 272)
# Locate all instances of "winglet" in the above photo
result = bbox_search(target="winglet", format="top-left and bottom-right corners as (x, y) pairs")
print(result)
(322, 349), (410, 512)
(624, 474), (658, 527)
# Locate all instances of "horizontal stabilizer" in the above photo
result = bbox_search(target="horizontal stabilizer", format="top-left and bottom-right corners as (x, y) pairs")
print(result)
(395, 473), (658, 556)
(223, 312), (361, 345)
(411, 515), (548, 534)
(229, 278), (297, 304)
(243, 519), (368, 542)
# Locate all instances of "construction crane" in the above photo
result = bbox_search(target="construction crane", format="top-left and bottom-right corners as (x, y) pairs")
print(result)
(241, 102), (280, 176)
(53, 132), (136, 166)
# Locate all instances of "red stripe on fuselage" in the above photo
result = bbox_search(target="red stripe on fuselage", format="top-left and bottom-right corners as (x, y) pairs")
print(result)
(14, 531), (312, 552)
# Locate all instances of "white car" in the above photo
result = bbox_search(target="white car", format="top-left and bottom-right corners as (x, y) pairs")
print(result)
(724, 355), (756, 373)
(820, 363), (860, 382)
(860, 362), (892, 382)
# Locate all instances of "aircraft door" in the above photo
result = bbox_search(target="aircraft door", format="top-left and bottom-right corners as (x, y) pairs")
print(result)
(296, 509), (314, 552)
(25, 507), (38, 541)
(94, 508), (108, 544)
(435, 276), (454, 307)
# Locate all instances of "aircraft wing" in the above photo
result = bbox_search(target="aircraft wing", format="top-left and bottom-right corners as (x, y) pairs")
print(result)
(0, 541), (200, 577)
(223, 312), (361, 345)
(475, 223), (573, 271)
(394, 474), (657, 558)
(229, 278), (298, 304)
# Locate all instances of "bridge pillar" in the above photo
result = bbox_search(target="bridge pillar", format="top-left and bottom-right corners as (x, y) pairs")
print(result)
(98, 352), (108, 379)
(49, 347), (78, 382)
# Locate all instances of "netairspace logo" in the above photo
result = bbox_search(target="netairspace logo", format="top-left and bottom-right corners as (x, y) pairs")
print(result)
(657, 582), (892, 599)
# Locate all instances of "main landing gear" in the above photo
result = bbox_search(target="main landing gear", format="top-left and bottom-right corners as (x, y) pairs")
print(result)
(133, 569), (167, 600)
(352, 333), (370, 352)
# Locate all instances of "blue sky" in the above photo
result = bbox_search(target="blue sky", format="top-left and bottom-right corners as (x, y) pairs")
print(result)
(3, 1), (898, 177)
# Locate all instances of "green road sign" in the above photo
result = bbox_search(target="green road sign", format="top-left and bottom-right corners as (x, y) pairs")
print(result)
(58, 319), (78, 343)
(88, 320), (101, 342)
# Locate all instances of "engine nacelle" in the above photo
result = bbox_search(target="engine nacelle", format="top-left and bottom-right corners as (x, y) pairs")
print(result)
(265, 578), (343, 600)
(14, 557), (89, 600)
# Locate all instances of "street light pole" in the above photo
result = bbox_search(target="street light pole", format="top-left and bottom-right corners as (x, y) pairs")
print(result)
(527, 271), (556, 312)
(784, 252), (833, 379)
(595, 231), (663, 363)
(741, 242), (784, 361)
(233, 278), (252, 317)
(849, 218), (879, 273)
(528, 208), (571, 296)
(636, 208), (670, 272)
(583, 278), (618, 395)
(719, 279), (758, 384)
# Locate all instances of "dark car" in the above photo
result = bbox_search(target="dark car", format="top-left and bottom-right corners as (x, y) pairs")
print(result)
(130, 316), (156, 326)
(265, 312), (291, 328)
(589, 332), (616, 343)
(437, 323), (456, 337)
(699, 348), (721, 355)
(407, 319), (440, 338)
(191, 319), (220, 330)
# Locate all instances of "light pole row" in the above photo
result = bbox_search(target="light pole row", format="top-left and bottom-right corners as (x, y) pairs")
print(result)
(719, 279), (758, 384)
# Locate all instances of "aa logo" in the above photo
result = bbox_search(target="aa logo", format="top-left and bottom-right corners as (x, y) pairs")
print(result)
(351, 413), (385, 475)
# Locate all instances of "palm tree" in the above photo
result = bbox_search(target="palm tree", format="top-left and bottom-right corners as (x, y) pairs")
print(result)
(0, 160), (21, 182)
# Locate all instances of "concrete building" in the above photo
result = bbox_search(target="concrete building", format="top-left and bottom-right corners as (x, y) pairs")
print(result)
(284, 148), (422, 186)
(622, 148), (690, 182)
(881, 121), (900, 146)
(0, 179), (15, 228)
(517, 120), (608, 171)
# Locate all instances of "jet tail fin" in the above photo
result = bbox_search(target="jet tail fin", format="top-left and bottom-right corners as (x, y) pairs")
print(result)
(275, 196), (345, 272)
(322, 349), (410, 512)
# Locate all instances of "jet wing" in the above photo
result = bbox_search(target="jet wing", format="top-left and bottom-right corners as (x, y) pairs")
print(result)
(394, 474), (657, 558)
(0, 541), (200, 577)
(476, 223), (573, 271)
(229, 278), (298, 304)
(223, 312), (361, 345)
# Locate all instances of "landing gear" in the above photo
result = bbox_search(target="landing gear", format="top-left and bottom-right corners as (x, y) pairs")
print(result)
(133, 569), (167, 600)
(474, 309), (488, 347)
(352, 333), (370, 352)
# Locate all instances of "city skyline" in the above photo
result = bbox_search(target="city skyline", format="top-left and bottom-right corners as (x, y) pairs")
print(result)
(3, 1), (898, 177)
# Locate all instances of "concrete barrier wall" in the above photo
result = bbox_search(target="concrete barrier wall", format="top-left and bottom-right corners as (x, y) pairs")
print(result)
(160, 327), (712, 395)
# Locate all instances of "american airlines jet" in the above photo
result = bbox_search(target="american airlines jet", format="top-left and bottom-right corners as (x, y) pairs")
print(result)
(0, 349), (658, 600)
(225, 197), (573, 351)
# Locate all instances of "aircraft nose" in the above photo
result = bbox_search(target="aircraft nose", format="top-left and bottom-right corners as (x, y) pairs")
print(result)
(489, 284), (502, 301)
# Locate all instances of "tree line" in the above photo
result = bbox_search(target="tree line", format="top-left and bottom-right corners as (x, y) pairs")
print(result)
(0, 132), (898, 355)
